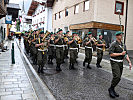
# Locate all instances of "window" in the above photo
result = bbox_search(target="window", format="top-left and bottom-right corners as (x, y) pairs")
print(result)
(65, 8), (68, 16)
(44, 17), (45, 21)
(59, 11), (62, 19)
(74, 5), (79, 14)
(115, 1), (124, 15)
(84, 0), (90, 11)
(59, 12), (61, 19)
(55, 14), (57, 20)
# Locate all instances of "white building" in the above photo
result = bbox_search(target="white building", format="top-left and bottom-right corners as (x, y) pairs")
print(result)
(27, 0), (52, 32)
(20, 0), (32, 32)
(20, 14), (32, 32)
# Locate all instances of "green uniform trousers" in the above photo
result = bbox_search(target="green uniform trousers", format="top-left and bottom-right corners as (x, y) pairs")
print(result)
(110, 60), (123, 87)
(97, 49), (103, 65)
(37, 51), (47, 66)
(64, 46), (68, 58)
(70, 49), (78, 64)
(84, 48), (92, 64)
(56, 47), (64, 64)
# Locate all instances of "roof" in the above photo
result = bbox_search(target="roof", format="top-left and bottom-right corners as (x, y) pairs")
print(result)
(27, 0), (39, 16)
(7, 3), (21, 10)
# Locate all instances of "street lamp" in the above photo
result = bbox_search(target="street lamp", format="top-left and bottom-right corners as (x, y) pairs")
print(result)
(117, 9), (125, 52)
(117, 10), (122, 32)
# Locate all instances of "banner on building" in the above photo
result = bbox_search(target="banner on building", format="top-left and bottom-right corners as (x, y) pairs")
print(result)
(5, 15), (12, 24)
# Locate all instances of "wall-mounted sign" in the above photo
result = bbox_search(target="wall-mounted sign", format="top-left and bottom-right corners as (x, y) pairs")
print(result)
(5, 15), (12, 24)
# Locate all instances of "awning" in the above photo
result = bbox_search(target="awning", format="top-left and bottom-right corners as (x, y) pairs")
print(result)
(69, 21), (124, 31)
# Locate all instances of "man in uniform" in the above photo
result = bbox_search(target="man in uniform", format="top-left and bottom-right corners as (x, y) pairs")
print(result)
(35, 31), (47, 73)
(26, 31), (31, 54)
(31, 30), (38, 65)
(54, 29), (65, 72)
(83, 32), (95, 69)
(68, 32), (78, 70)
(48, 32), (55, 64)
(108, 31), (132, 98)
(96, 33), (106, 68)
(64, 31), (70, 59)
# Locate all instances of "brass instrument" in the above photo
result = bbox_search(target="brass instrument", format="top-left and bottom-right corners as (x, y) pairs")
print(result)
(64, 36), (68, 42)
(102, 41), (106, 52)
(40, 31), (50, 50)
(74, 36), (82, 44)
(90, 37), (97, 43)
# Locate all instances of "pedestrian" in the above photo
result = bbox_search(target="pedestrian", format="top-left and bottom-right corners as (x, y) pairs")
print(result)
(108, 31), (132, 98)
(96, 33), (106, 68)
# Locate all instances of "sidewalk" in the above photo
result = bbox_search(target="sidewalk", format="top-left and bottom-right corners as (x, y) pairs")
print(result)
(0, 40), (38, 100)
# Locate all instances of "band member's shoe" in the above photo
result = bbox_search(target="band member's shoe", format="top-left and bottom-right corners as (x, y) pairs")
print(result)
(87, 64), (92, 69)
(108, 87), (116, 98)
(113, 90), (119, 97)
(38, 66), (41, 73)
(40, 67), (44, 74)
(99, 65), (102, 68)
(71, 64), (76, 70)
(69, 63), (72, 70)
(96, 64), (101, 68)
(83, 61), (85, 66)
(56, 64), (62, 72)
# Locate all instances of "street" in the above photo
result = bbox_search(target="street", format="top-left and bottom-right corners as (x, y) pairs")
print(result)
(17, 38), (133, 100)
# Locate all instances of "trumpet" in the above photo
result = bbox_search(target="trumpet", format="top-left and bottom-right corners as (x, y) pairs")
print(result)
(90, 37), (97, 43)
(74, 36), (82, 44)
(64, 36), (68, 42)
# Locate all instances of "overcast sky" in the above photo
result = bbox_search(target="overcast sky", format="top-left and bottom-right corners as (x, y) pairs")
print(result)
(9, 0), (32, 15)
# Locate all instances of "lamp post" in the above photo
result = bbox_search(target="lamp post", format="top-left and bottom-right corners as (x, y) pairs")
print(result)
(117, 10), (125, 52)
(117, 10), (122, 32)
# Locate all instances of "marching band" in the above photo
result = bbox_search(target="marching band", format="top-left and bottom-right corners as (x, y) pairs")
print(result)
(23, 29), (107, 73)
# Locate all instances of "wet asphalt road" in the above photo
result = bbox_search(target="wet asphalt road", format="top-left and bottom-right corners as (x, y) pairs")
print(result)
(19, 38), (133, 100)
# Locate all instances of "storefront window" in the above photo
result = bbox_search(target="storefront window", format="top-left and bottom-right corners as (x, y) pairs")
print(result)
(97, 29), (117, 47)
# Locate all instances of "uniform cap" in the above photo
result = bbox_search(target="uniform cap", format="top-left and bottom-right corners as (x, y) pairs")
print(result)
(72, 32), (77, 35)
(58, 29), (63, 32)
(40, 31), (44, 34)
(88, 32), (92, 35)
(115, 31), (124, 36)
(66, 31), (69, 33)
(50, 32), (54, 35)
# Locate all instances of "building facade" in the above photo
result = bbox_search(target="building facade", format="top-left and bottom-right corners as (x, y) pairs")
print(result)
(0, 0), (9, 42)
(51, 0), (133, 55)
(27, 0), (52, 32)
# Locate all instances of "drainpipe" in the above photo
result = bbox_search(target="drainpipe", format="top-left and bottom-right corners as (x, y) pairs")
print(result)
(124, 0), (128, 44)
